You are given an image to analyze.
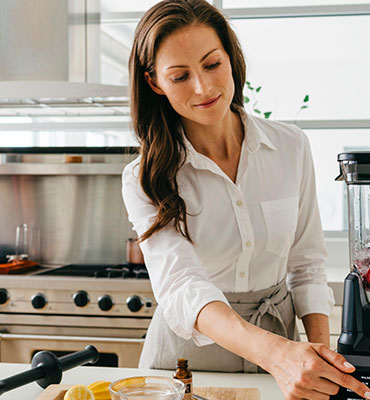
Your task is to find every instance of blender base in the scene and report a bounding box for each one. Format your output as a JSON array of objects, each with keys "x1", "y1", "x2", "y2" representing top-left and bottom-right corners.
[{"x1": 330, "y1": 354, "x2": 370, "y2": 399}]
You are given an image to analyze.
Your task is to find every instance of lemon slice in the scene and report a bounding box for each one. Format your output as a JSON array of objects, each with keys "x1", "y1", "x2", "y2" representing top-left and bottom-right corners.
[
  {"x1": 87, "y1": 380, "x2": 111, "y2": 400},
  {"x1": 111, "y1": 376, "x2": 146, "y2": 391},
  {"x1": 63, "y1": 384, "x2": 95, "y2": 400}
]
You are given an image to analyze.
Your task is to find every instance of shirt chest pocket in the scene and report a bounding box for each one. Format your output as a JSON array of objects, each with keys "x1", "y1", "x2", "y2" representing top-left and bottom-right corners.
[{"x1": 261, "y1": 196, "x2": 299, "y2": 256}]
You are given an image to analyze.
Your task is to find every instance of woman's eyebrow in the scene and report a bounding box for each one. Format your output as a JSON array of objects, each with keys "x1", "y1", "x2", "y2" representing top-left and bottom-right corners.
[{"x1": 166, "y1": 48, "x2": 219, "y2": 70}]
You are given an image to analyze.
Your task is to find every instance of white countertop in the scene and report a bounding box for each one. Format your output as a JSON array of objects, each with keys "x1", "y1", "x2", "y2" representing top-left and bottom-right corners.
[{"x1": 0, "y1": 363, "x2": 284, "y2": 400}]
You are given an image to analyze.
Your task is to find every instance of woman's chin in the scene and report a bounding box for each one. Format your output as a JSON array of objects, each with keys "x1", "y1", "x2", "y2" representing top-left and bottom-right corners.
[{"x1": 189, "y1": 108, "x2": 229, "y2": 126}]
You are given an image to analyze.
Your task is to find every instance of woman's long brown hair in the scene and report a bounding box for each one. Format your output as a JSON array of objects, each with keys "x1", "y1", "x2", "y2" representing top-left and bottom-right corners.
[{"x1": 129, "y1": 0, "x2": 246, "y2": 243}]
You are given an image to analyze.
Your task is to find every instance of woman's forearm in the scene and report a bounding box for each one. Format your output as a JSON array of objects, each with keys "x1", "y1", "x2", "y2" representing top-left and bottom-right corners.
[
  {"x1": 302, "y1": 313, "x2": 330, "y2": 347},
  {"x1": 194, "y1": 301, "x2": 370, "y2": 399},
  {"x1": 194, "y1": 300, "x2": 282, "y2": 370}
]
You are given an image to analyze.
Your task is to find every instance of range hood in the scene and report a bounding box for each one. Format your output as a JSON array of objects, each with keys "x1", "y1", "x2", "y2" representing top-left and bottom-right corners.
[
  {"x1": 0, "y1": 82, "x2": 128, "y2": 107},
  {"x1": 0, "y1": 0, "x2": 129, "y2": 110}
]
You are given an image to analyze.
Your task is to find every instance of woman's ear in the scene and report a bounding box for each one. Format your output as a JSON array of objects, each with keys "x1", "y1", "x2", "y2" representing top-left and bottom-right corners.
[{"x1": 144, "y1": 71, "x2": 165, "y2": 95}]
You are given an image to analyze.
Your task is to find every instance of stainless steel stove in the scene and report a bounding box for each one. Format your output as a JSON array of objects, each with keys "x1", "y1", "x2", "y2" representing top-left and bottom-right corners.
[
  {"x1": 0, "y1": 148, "x2": 156, "y2": 368},
  {"x1": 0, "y1": 265, "x2": 156, "y2": 368},
  {"x1": 1, "y1": 263, "x2": 154, "y2": 315}
]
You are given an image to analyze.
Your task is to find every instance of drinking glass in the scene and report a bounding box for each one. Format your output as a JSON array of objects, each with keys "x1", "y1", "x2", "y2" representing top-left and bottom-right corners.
[{"x1": 109, "y1": 376, "x2": 185, "y2": 400}]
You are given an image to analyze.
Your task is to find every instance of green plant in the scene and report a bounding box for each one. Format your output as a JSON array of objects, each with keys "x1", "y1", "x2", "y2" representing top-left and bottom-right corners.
[
  {"x1": 295, "y1": 94, "x2": 310, "y2": 120},
  {"x1": 243, "y1": 81, "x2": 310, "y2": 120}
]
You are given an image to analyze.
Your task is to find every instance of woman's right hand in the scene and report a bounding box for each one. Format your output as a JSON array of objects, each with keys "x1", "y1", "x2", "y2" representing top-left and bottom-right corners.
[{"x1": 266, "y1": 338, "x2": 370, "y2": 399}]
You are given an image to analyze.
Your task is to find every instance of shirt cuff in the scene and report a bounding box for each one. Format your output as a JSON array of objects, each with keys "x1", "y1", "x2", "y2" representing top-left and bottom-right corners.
[
  {"x1": 163, "y1": 289, "x2": 231, "y2": 347},
  {"x1": 291, "y1": 284, "x2": 335, "y2": 318}
]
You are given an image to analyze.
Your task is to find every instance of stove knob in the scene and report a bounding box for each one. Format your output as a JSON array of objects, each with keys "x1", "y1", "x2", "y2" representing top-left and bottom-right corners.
[
  {"x1": 31, "y1": 293, "x2": 47, "y2": 309},
  {"x1": 98, "y1": 295, "x2": 114, "y2": 311},
  {"x1": 126, "y1": 295, "x2": 143, "y2": 312},
  {"x1": 0, "y1": 289, "x2": 9, "y2": 305},
  {"x1": 73, "y1": 291, "x2": 89, "y2": 307}
]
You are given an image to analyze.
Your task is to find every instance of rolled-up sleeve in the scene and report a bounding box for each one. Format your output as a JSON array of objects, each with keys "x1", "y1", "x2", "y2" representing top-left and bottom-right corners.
[
  {"x1": 287, "y1": 131, "x2": 335, "y2": 318},
  {"x1": 122, "y1": 160, "x2": 230, "y2": 346}
]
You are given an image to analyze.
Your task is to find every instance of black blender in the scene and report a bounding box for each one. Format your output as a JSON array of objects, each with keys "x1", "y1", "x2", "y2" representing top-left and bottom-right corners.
[{"x1": 332, "y1": 151, "x2": 370, "y2": 399}]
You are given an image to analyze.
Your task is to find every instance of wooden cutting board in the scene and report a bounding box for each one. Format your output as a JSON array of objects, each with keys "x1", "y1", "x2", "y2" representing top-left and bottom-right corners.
[
  {"x1": 36, "y1": 384, "x2": 70, "y2": 400},
  {"x1": 194, "y1": 387, "x2": 260, "y2": 399},
  {"x1": 36, "y1": 384, "x2": 260, "y2": 400}
]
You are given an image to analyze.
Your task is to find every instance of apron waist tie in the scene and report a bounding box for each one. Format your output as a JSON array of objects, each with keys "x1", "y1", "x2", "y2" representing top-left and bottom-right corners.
[{"x1": 249, "y1": 297, "x2": 288, "y2": 338}]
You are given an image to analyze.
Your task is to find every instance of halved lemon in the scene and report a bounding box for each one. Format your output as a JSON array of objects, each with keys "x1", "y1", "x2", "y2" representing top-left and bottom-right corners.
[
  {"x1": 63, "y1": 384, "x2": 95, "y2": 400},
  {"x1": 87, "y1": 380, "x2": 111, "y2": 400}
]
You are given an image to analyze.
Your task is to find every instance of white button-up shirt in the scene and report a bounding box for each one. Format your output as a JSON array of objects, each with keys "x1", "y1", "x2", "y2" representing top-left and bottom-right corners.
[{"x1": 122, "y1": 107, "x2": 334, "y2": 346}]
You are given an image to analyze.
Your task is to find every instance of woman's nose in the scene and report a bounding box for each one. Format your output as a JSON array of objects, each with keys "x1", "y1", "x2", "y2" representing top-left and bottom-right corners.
[{"x1": 193, "y1": 73, "x2": 211, "y2": 95}]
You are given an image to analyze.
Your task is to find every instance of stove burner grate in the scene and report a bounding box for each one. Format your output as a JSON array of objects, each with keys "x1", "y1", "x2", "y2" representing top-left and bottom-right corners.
[{"x1": 37, "y1": 263, "x2": 149, "y2": 279}]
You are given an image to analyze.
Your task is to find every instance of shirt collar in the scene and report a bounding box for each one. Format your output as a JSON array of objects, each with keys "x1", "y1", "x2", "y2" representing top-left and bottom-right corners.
[
  {"x1": 181, "y1": 105, "x2": 277, "y2": 168},
  {"x1": 235, "y1": 105, "x2": 277, "y2": 153}
]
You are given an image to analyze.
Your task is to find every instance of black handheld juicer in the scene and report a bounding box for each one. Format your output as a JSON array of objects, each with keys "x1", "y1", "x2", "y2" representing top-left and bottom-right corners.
[{"x1": 331, "y1": 152, "x2": 370, "y2": 399}]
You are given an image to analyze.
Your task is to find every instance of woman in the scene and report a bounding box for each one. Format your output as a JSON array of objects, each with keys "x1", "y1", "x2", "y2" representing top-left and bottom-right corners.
[{"x1": 122, "y1": 1, "x2": 370, "y2": 399}]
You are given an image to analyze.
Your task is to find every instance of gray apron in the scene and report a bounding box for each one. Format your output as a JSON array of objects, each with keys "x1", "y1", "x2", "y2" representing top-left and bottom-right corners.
[{"x1": 139, "y1": 278, "x2": 300, "y2": 372}]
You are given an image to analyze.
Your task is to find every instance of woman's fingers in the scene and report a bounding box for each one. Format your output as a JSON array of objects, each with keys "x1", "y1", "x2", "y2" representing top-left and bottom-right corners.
[
  {"x1": 322, "y1": 367, "x2": 370, "y2": 399},
  {"x1": 313, "y1": 344, "x2": 370, "y2": 399},
  {"x1": 278, "y1": 378, "x2": 336, "y2": 400},
  {"x1": 311, "y1": 378, "x2": 339, "y2": 396},
  {"x1": 313, "y1": 344, "x2": 355, "y2": 372},
  {"x1": 299, "y1": 389, "x2": 331, "y2": 400},
  {"x1": 287, "y1": 380, "x2": 336, "y2": 400}
]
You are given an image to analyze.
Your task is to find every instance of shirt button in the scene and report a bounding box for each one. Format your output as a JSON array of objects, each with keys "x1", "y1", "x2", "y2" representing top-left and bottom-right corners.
[
  {"x1": 236, "y1": 200, "x2": 243, "y2": 207},
  {"x1": 245, "y1": 241, "x2": 252, "y2": 247},
  {"x1": 239, "y1": 272, "x2": 245, "y2": 278}
]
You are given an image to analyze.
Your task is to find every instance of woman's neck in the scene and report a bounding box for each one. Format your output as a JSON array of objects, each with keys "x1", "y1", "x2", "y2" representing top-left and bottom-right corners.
[{"x1": 182, "y1": 108, "x2": 244, "y2": 162}]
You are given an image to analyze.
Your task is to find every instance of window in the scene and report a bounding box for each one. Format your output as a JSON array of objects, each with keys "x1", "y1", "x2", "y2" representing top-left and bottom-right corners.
[
  {"x1": 232, "y1": 15, "x2": 370, "y2": 121},
  {"x1": 304, "y1": 128, "x2": 370, "y2": 231}
]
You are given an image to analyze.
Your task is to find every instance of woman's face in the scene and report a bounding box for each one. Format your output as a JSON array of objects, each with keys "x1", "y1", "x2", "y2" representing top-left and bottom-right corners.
[{"x1": 146, "y1": 24, "x2": 235, "y2": 127}]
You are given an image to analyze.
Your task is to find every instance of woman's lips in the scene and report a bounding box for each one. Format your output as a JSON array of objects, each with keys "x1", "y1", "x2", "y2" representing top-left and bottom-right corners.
[{"x1": 195, "y1": 95, "x2": 221, "y2": 109}]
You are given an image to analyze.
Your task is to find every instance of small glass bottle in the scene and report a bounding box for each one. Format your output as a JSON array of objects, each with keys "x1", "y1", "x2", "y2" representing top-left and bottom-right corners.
[{"x1": 173, "y1": 358, "x2": 193, "y2": 400}]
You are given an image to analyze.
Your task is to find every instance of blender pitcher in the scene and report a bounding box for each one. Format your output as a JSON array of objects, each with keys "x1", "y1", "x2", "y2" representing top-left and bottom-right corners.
[
  {"x1": 332, "y1": 151, "x2": 370, "y2": 399},
  {"x1": 340, "y1": 153, "x2": 370, "y2": 284}
]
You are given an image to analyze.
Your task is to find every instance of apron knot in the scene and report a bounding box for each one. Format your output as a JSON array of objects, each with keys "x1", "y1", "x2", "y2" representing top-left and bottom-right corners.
[{"x1": 249, "y1": 296, "x2": 288, "y2": 339}]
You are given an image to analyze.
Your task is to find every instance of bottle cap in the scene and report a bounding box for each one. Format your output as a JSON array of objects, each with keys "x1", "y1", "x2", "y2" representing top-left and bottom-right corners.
[{"x1": 176, "y1": 358, "x2": 188, "y2": 367}]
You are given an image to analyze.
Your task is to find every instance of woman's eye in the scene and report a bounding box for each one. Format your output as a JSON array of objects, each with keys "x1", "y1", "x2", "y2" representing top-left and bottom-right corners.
[
  {"x1": 205, "y1": 62, "x2": 221, "y2": 70},
  {"x1": 172, "y1": 73, "x2": 188, "y2": 82}
]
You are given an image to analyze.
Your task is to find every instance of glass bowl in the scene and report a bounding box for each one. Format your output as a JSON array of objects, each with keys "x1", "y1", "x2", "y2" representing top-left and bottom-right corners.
[{"x1": 109, "y1": 376, "x2": 185, "y2": 400}]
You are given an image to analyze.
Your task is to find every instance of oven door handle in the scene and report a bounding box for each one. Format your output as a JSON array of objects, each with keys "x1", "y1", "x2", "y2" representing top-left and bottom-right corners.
[{"x1": 0, "y1": 333, "x2": 145, "y2": 343}]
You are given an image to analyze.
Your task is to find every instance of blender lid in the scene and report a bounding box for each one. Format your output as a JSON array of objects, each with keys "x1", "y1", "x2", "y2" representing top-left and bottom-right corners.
[
  {"x1": 338, "y1": 152, "x2": 370, "y2": 163},
  {"x1": 336, "y1": 151, "x2": 370, "y2": 182}
]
